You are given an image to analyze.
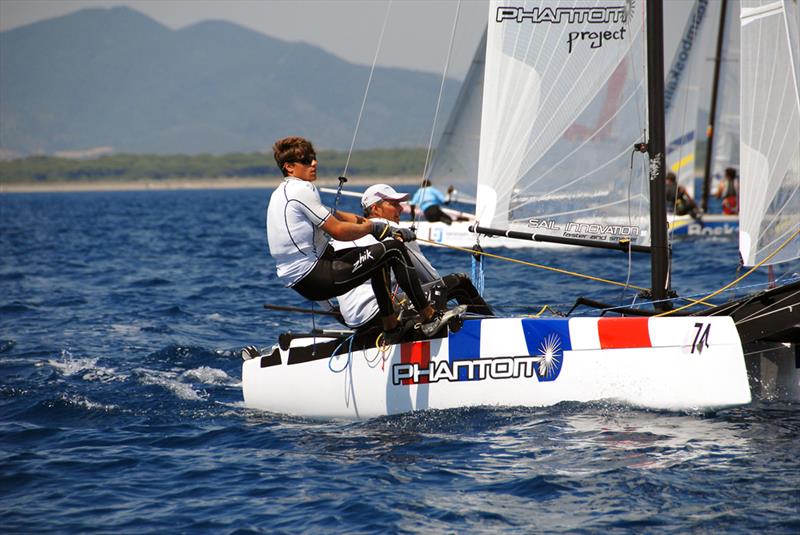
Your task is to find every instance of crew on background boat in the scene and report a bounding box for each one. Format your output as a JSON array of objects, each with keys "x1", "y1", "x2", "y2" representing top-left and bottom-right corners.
[
  {"x1": 665, "y1": 171, "x2": 702, "y2": 221},
  {"x1": 715, "y1": 167, "x2": 739, "y2": 215},
  {"x1": 265, "y1": 136, "x2": 455, "y2": 340},
  {"x1": 332, "y1": 183, "x2": 492, "y2": 333},
  {"x1": 410, "y1": 179, "x2": 453, "y2": 224}
]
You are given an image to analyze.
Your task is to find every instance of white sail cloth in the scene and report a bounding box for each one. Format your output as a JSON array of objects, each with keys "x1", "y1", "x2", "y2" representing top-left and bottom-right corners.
[
  {"x1": 739, "y1": 0, "x2": 800, "y2": 266},
  {"x1": 476, "y1": 0, "x2": 651, "y2": 245}
]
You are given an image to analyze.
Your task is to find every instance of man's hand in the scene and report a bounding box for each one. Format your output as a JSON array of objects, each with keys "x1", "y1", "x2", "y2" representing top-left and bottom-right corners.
[
  {"x1": 370, "y1": 220, "x2": 390, "y2": 240},
  {"x1": 392, "y1": 227, "x2": 416, "y2": 242}
]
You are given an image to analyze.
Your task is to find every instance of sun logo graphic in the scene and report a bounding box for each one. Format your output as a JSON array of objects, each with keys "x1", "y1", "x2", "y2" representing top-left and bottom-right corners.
[{"x1": 534, "y1": 332, "x2": 563, "y2": 381}]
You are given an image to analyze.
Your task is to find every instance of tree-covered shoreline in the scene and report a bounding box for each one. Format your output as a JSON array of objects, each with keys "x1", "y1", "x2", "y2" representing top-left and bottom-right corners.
[{"x1": 0, "y1": 148, "x2": 429, "y2": 184}]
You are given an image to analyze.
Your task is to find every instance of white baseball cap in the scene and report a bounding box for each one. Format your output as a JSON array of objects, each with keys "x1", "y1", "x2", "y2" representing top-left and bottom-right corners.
[{"x1": 361, "y1": 184, "x2": 409, "y2": 210}]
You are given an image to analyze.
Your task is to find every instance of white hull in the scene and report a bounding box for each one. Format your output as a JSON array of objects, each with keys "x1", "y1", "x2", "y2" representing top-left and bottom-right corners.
[{"x1": 243, "y1": 316, "x2": 751, "y2": 419}]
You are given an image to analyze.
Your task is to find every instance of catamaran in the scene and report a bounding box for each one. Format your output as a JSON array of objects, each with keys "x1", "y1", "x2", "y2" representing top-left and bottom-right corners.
[
  {"x1": 667, "y1": 0, "x2": 742, "y2": 237},
  {"x1": 242, "y1": 0, "x2": 798, "y2": 418}
]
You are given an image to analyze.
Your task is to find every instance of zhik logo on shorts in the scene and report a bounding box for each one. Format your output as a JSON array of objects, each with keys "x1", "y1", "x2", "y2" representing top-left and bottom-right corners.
[{"x1": 352, "y1": 249, "x2": 374, "y2": 273}]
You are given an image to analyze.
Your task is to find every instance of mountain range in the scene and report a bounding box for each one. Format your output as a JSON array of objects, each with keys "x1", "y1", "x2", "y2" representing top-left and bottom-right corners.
[{"x1": 0, "y1": 7, "x2": 461, "y2": 157}]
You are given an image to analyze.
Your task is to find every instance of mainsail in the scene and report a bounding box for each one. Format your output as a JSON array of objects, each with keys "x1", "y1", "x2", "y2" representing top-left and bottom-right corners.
[
  {"x1": 739, "y1": 0, "x2": 800, "y2": 266},
  {"x1": 664, "y1": 0, "x2": 712, "y2": 192},
  {"x1": 476, "y1": 0, "x2": 651, "y2": 245},
  {"x1": 426, "y1": 29, "x2": 487, "y2": 199},
  {"x1": 664, "y1": 0, "x2": 741, "y2": 209},
  {"x1": 709, "y1": 0, "x2": 741, "y2": 191}
]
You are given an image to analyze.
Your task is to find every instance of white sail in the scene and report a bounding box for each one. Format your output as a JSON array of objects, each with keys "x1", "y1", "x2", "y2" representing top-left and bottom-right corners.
[
  {"x1": 476, "y1": 0, "x2": 651, "y2": 245},
  {"x1": 739, "y1": 0, "x2": 800, "y2": 266},
  {"x1": 426, "y1": 29, "x2": 487, "y2": 198},
  {"x1": 664, "y1": 0, "x2": 713, "y2": 193},
  {"x1": 663, "y1": 0, "x2": 741, "y2": 204},
  {"x1": 710, "y1": 0, "x2": 741, "y2": 191}
]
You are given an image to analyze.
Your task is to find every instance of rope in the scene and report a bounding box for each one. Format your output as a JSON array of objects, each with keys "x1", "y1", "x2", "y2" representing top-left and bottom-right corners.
[
  {"x1": 471, "y1": 243, "x2": 485, "y2": 295},
  {"x1": 418, "y1": 236, "x2": 649, "y2": 291},
  {"x1": 341, "y1": 0, "x2": 393, "y2": 178},
  {"x1": 328, "y1": 334, "x2": 356, "y2": 373},
  {"x1": 656, "y1": 227, "x2": 800, "y2": 316},
  {"x1": 331, "y1": 175, "x2": 348, "y2": 215},
  {"x1": 526, "y1": 305, "x2": 564, "y2": 318},
  {"x1": 417, "y1": 236, "x2": 716, "y2": 308}
]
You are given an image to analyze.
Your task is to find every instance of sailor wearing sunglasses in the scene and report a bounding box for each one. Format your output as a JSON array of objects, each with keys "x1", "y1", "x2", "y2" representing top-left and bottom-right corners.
[{"x1": 266, "y1": 136, "x2": 462, "y2": 341}]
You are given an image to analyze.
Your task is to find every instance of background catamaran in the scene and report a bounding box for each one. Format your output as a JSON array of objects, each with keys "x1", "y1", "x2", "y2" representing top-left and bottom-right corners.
[
  {"x1": 242, "y1": 0, "x2": 800, "y2": 419},
  {"x1": 667, "y1": 0, "x2": 742, "y2": 237}
]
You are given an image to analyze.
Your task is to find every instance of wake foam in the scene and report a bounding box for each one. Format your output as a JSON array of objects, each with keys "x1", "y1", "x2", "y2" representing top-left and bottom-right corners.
[
  {"x1": 46, "y1": 349, "x2": 127, "y2": 383},
  {"x1": 135, "y1": 368, "x2": 207, "y2": 401},
  {"x1": 181, "y1": 366, "x2": 238, "y2": 386}
]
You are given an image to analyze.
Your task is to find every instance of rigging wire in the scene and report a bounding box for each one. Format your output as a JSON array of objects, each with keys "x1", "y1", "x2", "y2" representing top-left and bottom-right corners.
[
  {"x1": 621, "y1": 134, "x2": 645, "y2": 305},
  {"x1": 415, "y1": 236, "x2": 718, "y2": 308},
  {"x1": 656, "y1": 227, "x2": 800, "y2": 316},
  {"x1": 418, "y1": 237, "x2": 649, "y2": 291},
  {"x1": 414, "y1": 0, "x2": 461, "y2": 227},
  {"x1": 340, "y1": 0, "x2": 393, "y2": 179}
]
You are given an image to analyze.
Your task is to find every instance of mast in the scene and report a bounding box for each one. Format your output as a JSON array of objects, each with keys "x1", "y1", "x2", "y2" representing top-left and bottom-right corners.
[
  {"x1": 646, "y1": 0, "x2": 671, "y2": 310},
  {"x1": 701, "y1": 0, "x2": 729, "y2": 212}
]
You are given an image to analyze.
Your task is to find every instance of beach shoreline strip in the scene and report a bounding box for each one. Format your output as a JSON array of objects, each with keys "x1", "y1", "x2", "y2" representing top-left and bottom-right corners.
[{"x1": 0, "y1": 175, "x2": 424, "y2": 194}]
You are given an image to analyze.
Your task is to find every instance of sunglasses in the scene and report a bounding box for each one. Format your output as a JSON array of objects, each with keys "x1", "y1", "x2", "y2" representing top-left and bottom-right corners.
[{"x1": 291, "y1": 154, "x2": 316, "y2": 165}]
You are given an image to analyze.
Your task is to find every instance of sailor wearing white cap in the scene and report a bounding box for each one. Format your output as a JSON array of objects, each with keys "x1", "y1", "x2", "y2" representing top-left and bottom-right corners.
[{"x1": 333, "y1": 183, "x2": 490, "y2": 332}]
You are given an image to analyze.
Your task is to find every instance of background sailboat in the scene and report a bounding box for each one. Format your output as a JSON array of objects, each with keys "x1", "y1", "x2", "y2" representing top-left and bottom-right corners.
[
  {"x1": 704, "y1": 0, "x2": 741, "y2": 210},
  {"x1": 668, "y1": 0, "x2": 742, "y2": 237},
  {"x1": 425, "y1": 29, "x2": 486, "y2": 201},
  {"x1": 664, "y1": 0, "x2": 712, "y2": 193}
]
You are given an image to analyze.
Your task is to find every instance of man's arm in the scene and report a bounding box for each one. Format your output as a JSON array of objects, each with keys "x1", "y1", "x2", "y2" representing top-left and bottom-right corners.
[
  {"x1": 322, "y1": 215, "x2": 394, "y2": 242},
  {"x1": 330, "y1": 210, "x2": 366, "y2": 224},
  {"x1": 321, "y1": 216, "x2": 373, "y2": 241}
]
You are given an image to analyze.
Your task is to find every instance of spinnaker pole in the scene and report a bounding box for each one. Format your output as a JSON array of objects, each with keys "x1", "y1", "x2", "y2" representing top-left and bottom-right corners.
[{"x1": 646, "y1": 0, "x2": 671, "y2": 310}]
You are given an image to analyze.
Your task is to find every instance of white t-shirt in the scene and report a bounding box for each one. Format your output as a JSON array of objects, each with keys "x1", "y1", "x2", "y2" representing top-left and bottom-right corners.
[
  {"x1": 331, "y1": 218, "x2": 440, "y2": 328},
  {"x1": 266, "y1": 177, "x2": 332, "y2": 286}
]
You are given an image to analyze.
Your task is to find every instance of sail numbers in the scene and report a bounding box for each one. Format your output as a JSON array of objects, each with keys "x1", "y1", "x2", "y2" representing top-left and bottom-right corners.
[{"x1": 692, "y1": 322, "x2": 711, "y2": 354}]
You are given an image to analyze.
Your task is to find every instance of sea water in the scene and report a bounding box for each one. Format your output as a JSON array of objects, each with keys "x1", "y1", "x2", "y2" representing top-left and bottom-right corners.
[{"x1": 1, "y1": 188, "x2": 798, "y2": 533}]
